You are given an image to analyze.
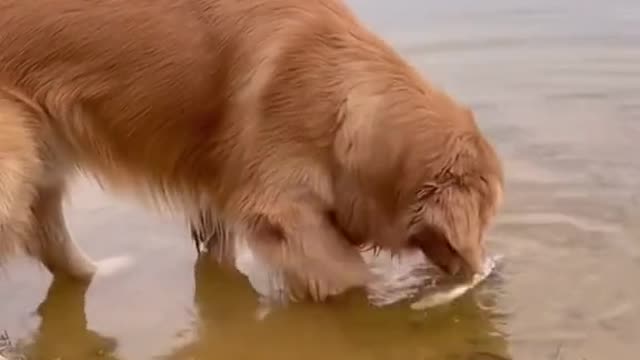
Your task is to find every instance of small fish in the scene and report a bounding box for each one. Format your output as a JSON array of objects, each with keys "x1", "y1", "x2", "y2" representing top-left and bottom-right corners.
[{"x1": 410, "y1": 255, "x2": 500, "y2": 310}]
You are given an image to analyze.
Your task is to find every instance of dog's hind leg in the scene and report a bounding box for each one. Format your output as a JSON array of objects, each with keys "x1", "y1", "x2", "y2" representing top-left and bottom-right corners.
[
  {"x1": 0, "y1": 90, "x2": 96, "y2": 281},
  {"x1": 30, "y1": 182, "x2": 97, "y2": 280}
]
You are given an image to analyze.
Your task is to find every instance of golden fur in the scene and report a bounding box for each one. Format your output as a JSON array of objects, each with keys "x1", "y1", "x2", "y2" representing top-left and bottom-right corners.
[{"x1": 0, "y1": 0, "x2": 503, "y2": 301}]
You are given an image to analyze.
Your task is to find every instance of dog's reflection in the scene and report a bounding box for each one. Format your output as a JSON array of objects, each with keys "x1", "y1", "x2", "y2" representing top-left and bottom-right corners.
[
  {"x1": 17, "y1": 255, "x2": 511, "y2": 360},
  {"x1": 18, "y1": 277, "x2": 120, "y2": 360},
  {"x1": 163, "y1": 255, "x2": 512, "y2": 360}
]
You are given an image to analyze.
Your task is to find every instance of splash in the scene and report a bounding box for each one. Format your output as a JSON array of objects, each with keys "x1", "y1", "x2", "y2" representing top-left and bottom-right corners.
[{"x1": 409, "y1": 255, "x2": 501, "y2": 310}]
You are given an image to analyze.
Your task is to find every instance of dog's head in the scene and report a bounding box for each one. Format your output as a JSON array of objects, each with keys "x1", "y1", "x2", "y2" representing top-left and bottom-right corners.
[
  {"x1": 401, "y1": 108, "x2": 503, "y2": 278},
  {"x1": 337, "y1": 86, "x2": 503, "y2": 278}
]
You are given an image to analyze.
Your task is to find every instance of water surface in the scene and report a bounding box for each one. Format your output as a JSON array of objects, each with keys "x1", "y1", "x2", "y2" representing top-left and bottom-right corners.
[{"x1": 2, "y1": 1, "x2": 640, "y2": 359}]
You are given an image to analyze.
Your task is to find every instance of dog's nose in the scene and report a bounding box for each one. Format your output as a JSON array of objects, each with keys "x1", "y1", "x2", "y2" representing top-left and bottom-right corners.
[
  {"x1": 442, "y1": 256, "x2": 463, "y2": 276},
  {"x1": 442, "y1": 253, "x2": 484, "y2": 281}
]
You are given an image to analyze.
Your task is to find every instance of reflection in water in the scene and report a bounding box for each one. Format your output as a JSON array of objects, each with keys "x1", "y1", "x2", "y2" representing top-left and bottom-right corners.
[
  {"x1": 161, "y1": 256, "x2": 511, "y2": 360},
  {"x1": 16, "y1": 278, "x2": 119, "y2": 360}
]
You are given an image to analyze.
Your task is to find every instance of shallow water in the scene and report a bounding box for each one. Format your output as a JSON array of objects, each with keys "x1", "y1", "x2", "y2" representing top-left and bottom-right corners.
[{"x1": 2, "y1": 0, "x2": 640, "y2": 359}]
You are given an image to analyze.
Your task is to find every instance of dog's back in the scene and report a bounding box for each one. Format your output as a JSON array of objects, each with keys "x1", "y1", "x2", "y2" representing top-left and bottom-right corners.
[
  {"x1": 0, "y1": 0, "x2": 366, "y2": 201},
  {"x1": 2, "y1": 0, "x2": 238, "y2": 194}
]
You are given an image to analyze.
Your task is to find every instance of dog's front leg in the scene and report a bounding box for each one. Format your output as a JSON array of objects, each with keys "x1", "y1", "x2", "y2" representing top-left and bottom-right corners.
[
  {"x1": 240, "y1": 194, "x2": 373, "y2": 302},
  {"x1": 189, "y1": 209, "x2": 236, "y2": 266},
  {"x1": 189, "y1": 209, "x2": 219, "y2": 254}
]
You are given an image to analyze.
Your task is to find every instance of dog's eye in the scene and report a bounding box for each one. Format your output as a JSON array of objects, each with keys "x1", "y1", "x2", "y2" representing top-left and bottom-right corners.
[{"x1": 326, "y1": 209, "x2": 339, "y2": 226}]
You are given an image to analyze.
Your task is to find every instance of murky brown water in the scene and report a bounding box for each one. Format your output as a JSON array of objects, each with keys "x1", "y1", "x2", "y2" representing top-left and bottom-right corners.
[{"x1": 2, "y1": 1, "x2": 640, "y2": 359}]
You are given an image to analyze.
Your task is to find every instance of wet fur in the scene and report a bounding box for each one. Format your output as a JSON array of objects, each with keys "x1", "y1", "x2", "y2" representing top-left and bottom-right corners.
[{"x1": 0, "y1": 0, "x2": 503, "y2": 300}]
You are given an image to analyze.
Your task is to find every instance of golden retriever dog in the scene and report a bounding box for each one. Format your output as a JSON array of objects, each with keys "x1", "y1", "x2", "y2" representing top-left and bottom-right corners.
[{"x1": 0, "y1": 0, "x2": 503, "y2": 301}]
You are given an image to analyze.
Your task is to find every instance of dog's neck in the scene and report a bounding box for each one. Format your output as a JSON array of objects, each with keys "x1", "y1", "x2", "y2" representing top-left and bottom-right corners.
[{"x1": 329, "y1": 59, "x2": 481, "y2": 220}]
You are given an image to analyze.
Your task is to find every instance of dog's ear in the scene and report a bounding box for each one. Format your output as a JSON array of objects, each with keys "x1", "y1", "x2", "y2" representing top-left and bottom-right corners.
[{"x1": 244, "y1": 206, "x2": 372, "y2": 301}]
